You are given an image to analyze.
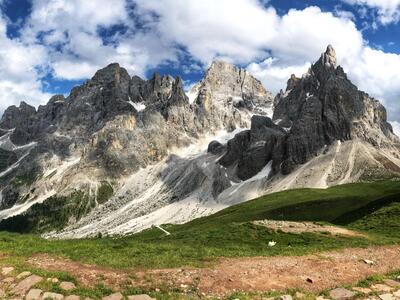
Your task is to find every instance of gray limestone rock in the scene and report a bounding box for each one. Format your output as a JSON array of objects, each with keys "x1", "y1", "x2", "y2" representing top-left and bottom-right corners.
[
  {"x1": 221, "y1": 45, "x2": 399, "y2": 182},
  {"x1": 207, "y1": 140, "x2": 225, "y2": 155},
  {"x1": 0, "y1": 59, "x2": 273, "y2": 234},
  {"x1": 220, "y1": 115, "x2": 285, "y2": 180}
]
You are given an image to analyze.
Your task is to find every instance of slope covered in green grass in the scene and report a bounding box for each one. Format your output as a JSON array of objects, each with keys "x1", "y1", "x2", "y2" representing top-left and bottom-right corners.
[{"x1": 0, "y1": 180, "x2": 399, "y2": 269}]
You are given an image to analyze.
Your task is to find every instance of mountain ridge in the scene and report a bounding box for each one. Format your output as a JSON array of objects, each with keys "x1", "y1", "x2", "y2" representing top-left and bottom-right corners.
[
  {"x1": 0, "y1": 58, "x2": 273, "y2": 237},
  {"x1": 0, "y1": 45, "x2": 399, "y2": 238}
]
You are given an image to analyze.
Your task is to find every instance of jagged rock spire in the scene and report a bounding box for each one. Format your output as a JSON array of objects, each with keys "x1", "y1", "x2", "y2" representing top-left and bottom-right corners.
[
  {"x1": 321, "y1": 44, "x2": 337, "y2": 68},
  {"x1": 274, "y1": 44, "x2": 394, "y2": 173}
]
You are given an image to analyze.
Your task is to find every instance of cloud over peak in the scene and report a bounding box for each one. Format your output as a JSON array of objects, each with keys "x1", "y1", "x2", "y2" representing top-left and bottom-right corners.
[{"x1": 0, "y1": 0, "x2": 399, "y2": 127}]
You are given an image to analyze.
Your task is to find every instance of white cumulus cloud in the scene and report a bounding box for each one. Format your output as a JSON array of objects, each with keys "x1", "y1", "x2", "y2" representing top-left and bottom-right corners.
[
  {"x1": 0, "y1": 0, "x2": 399, "y2": 126},
  {"x1": 342, "y1": 0, "x2": 400, "y2": 24},
  {"x1": 0, "y1": 12, "x2": 51, "y2": 113},
  {"x1": 133, "y1": 0, "x2": 279, "y2": 64}
]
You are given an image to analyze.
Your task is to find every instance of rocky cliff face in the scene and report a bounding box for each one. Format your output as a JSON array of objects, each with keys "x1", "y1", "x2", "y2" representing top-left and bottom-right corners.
[
  {"x1": 189, "y1": 61, "x2": 273, "y2": 116},
  {"x1": 273, "y1": 45, "x2": 396, "y2": 174},
  {"x1": 0, "y1": 46, "x2": 398, "y2": 238},
  {"x1": 0, "y1": 60, "x2": 273, "y2": 236},
  {"x1": 218, "y1": 45, "x2": 400, "y2": 189}
]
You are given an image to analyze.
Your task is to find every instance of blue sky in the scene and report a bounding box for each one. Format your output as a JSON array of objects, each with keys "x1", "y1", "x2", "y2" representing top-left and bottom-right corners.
[{"x1": 0, "y1": 0, "x2": 399, "y2": 132}]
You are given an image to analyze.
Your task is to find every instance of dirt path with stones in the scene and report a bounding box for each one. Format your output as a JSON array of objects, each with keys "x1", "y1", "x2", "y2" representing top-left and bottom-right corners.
[{"x1": 26, "y1": 244, "x2": 400, "y2": 297}]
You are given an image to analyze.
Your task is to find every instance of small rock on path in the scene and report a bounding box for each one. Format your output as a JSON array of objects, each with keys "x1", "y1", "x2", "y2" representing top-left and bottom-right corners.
[
  {"x1": 383, "y1": 279, "x2": 400, "y2": 288},
  {"x1": 371, "y1": 284, "x2": 394, "y2": 292},
  {"x1": 353, "y1": 286, "x2": 373, "y2": 294},
  {"x1": 11, "y1": 275, "x2": 42, "y2": 296},
  {"x1": 26, "y1": 289, "x2": 42, "y2": 300},
  {"x1": 102, "y1": 292, "x2": 123, "y2": 300},
  {"x1": 42, "y1": 292, "x2": 64, "y2": 300},
  {"x1": 1, "y1": 267, "x2": 14, "y2": 275},
  {"x1": 60, "y1": 281, "x2": 76, "y2": 291},
  {"x1": 127, "y1": 295, "x2": 156, "y2": 300},
  {"x1": 47, "y1": 278, "x2": 59, "y2": 283},
  {"x1": 378, "y1": 293, "x2": 396, "y2": 300},
  {"x1": 16, "y1": 271, "x2": 31, "y2": 279},
  {"x1": 329, "y1": 288, "x2": 356, "y2": 300}
]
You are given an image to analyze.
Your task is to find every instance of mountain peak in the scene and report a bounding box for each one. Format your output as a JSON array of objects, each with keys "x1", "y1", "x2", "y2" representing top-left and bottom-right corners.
[
  {"x1": 326, "y1": 44, "x2": 336, "y2": 55},
  {"x1": 209, "y1": 60, "x2": 236, "y2": 70},
  {"x1": 206, "y1": 60, "x2": 241, "y2": 80},
  {"x1": 91, "y1": 62, "x2": 130, "y2": 85},
  {"x1": 191, "y1": 59, "x2": 273, "y2": 113},
  {"x1": 321, "y1": 44, "x2": 337, "y2": 68}
]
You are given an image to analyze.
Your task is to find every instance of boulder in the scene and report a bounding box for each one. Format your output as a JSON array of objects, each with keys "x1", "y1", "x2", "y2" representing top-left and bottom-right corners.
[
  {"x1": 220, "y1": 116, "x2": 285, "y2": 180},
  {"x1": 352, "y1": 287, "x2": 372, "y2": 294},
  {"x1": 42, "y1": 292, "x2": 64, "y2": 300},
  {"x1": 11, "y1": 275, "x2": 42, "y2": 296},
  {"x1": 59, "y1": 281, "x2": 76, "y2": 291},
  {"x1": 25, "y1": 289, "x2": 42, "y2": 300},
  {"x1": 1, "y1": 266, "x2": 14, "y2": 275},
  {"x1": 329, "y1": 288, "x2": 356, "y2": 300},
  {"x1": 127, "y1": 295, "x2": 156, "y2": 300},
  {"x1": 383, "y1": 279, "x2": 400, "y2": 287},
  {"x1": 207, "y1": 140, "x2": 225, "y2": 155},
  {"x1": 371, "y1": 284, "x2": 394, "y2": 292},
  {"x1": 378, "y1": 294, "x2": 396, "y2": 300},
  {"x1": 102, "y1": 292, "x2": 124, "y2": 300},
  {"x1": 16, "y1": 271, "x2": 31, "y2": 279}
]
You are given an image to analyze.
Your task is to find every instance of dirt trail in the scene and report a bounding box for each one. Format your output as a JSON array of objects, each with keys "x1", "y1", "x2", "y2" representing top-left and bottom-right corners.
[
  {"x1": 253, "y1": 220, "x2": 368, "y2": 238},
  {"x1": 27, "y1": 245, "x2": 400, "y2": 297}
]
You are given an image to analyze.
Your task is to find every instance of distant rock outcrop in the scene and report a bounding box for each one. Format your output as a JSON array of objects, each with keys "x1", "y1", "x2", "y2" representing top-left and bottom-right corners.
[{"x1": 219, "y1": 45, "x2": 399, "y2": 182}]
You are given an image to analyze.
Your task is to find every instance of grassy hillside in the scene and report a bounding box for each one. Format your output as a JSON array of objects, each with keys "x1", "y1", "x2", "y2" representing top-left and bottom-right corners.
[{"x1": 0, "y1": 180, "x2": 400, "y2": 269}]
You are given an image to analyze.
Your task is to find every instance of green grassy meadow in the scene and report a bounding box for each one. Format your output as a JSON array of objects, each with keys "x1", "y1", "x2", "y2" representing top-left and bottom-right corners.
[{"x1": 0, "y1": 180, "x2": 399, "y2": 270}]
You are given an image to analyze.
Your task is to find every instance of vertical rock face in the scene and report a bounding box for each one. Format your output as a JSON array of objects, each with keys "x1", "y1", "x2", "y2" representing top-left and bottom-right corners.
[
  {"x1": 273, "y1": 45, "x2": 397, "y2": 174},
  {"x1": 130, "y1": 73, "x2": 175, "y2": 104},
  {"x1": 219, "y1": 45, "x2": 399, "y2": 180},
  {"x1": 190, "y1": 61, "x2": 273, "y2": 115},
  {"x1": 0, "y1": 59, "x2": 274, "y2": 236},
  {"x1": 60, "y1": 63, "x2": 135, "y2": 133},
  {"x1": 219, "y1": 115, "x2": 286, "y2": 180},
  {"x1": 0, "y1": 102, "x2": 37, "y2": 144}
]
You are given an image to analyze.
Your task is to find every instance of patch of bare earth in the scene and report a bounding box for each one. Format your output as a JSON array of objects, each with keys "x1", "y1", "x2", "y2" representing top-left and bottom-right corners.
[
  {"x1": 253, "y1": 220, "x2": 368, "y2": 238},
  {"x1": 28, "y1": 254, "x2": 133, "y2": 288},
  {"x1": 26, "y1": 245, "x2": 400, "y2": 297}
]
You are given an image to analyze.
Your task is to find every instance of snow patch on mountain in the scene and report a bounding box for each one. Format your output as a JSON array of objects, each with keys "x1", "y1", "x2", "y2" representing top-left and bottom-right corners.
[{"x1": 127, "y1": 101, "x2": 146, "y2": 111}]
